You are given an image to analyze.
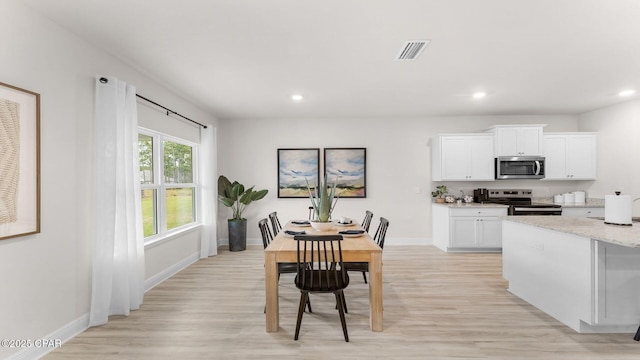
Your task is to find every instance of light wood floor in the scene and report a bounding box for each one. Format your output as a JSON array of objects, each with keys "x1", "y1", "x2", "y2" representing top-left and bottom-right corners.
[{"x1": 45, "y1": 245, "x2": 640, "y2": 359}]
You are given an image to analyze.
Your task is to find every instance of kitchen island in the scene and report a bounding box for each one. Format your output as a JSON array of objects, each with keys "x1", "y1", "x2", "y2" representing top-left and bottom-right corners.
[{"x1": 502, "y1": 216, "x2": 640, "y2": 333}]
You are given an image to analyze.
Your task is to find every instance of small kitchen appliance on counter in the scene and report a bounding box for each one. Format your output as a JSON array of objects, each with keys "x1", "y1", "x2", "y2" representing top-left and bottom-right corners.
[{"x1": 604, "y1": 192, "x2": 632, "y2": 226}]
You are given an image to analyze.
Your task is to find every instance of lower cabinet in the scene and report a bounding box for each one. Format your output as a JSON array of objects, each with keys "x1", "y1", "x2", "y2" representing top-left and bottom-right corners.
[
  {"x1": 432, "y1": 204, "x2": 508, "y2": 252},
  {"x1": 503, "y1": 220, "x2": 640, "y2": 332},
  {"x1": 561, "y1": 207, "x2": 604, "y2": 217}
]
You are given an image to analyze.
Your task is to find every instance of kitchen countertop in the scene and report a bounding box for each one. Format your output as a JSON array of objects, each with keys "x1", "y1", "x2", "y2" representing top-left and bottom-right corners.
[
  {"x1": 534, "y1": 197, "x2": 604, "y2": 208},
  {"x1": 432, "y1": 202, "x2": 509, "y2": 209},
  {"x1": 504, "y1": 215, "x2": 640, "y2": 248}
]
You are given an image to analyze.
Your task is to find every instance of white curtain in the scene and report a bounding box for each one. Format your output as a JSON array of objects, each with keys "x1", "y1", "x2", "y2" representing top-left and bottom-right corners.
[
  {"x1": 89, "y1": 76, "x2": 145, "y2": 327},
  {"x1": 200, "y1": 126, "x2": 218, "y2": 257}
]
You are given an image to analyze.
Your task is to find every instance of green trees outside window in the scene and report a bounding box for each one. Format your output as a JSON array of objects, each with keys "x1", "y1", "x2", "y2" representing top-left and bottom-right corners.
[{"x1": 138, "y1": 131, "x2": 197, "y2": 239}]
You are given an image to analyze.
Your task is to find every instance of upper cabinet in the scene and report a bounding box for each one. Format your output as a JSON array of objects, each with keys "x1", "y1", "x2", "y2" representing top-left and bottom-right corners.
[
  {"x1": 543, "y1": 133, "x2": 597, "y2": 180},
  {"x1": 432, "y1": 134, "x2": 494, "y2": 181},
  {"x1": 487, "y1": 125, "x2": 544, "y2": 156}
]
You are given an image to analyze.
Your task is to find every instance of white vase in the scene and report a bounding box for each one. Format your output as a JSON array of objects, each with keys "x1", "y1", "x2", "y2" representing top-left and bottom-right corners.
[{"x1": 310, "y1": 221, "x2": 333, "y2": 232}]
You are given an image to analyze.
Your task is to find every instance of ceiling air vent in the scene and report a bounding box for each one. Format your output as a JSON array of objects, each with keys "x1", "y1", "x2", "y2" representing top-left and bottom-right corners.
[{"x1": 396, "y1": 40, "x2": 430, "y2": 61}]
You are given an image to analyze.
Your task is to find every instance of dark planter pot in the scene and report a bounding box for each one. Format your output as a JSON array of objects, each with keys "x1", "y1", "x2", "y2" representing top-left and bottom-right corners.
[{"x1": 228, "y1": 219, "x2": 247, "y2": 252}]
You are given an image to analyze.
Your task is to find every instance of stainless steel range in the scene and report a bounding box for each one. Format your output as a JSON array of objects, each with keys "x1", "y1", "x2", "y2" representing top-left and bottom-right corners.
[{"x1": 473, "y1": 188, "x2": 562, "y2": 216}]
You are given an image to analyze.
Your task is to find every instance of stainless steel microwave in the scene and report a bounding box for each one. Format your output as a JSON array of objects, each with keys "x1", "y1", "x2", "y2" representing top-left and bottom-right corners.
[{"x1": 495, "y1": 156, "x2": 545, "y2": 180}]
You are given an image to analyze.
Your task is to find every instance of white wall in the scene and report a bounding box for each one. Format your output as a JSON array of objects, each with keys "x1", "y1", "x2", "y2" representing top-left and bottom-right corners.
[
  {"x1": 217, "y1": 115, "x2": 581, "y2": 246},
  {"x1": 0, "y1": 1, "x2": 218, "y2": 358},
  {"x1": 579, "y1": 99, "x2": 640, "y2": 215}
]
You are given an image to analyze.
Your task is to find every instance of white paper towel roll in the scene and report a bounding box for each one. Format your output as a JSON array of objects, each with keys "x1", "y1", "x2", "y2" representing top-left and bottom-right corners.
[{"x1": 605, "y1": 194, "x2": 632, "y2": 225}]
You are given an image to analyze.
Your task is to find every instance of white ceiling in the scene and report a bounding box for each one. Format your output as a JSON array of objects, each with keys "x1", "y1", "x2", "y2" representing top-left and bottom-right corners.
[{"x1": 24, "y1": 0, "x2": 640, "y2": 120}]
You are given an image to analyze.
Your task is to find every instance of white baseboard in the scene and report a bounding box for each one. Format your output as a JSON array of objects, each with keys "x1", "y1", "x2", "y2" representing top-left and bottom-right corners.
[
  {"x1": 385, "y1": 237, "x2": 432, "y2": 246},
  {"x1": 8, "y1": 314, "x2": 89, "y2": 360},
  {"x1": 144, "y1": 251, "x2": 200, "y2": 292},
  {"x1": 218, "y1": 237, "x2": 433, "y2": 248},
  {"x1": 7, "y1": 252, "x2": 201, "y2": 360}
]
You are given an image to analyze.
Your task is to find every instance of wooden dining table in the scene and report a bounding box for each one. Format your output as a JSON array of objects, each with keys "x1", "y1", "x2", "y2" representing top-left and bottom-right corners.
[{"x1": 264, "y1": 220, "x2": 384, "y2": 332}]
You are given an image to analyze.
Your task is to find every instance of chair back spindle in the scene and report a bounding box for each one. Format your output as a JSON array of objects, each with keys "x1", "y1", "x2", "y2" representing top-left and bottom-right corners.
[
  {"x1": 373, "y1": 217, "x2": 389, "y2": 249},
  {"x1": 362, "y1": 210, "x2": 374, "y2": 233},
  {"x1": 258, "y1": 218, "x2": 273, "y2": 249},
  {"x1": 269, "y1": 212, "x2": 282, "y2": 235}
]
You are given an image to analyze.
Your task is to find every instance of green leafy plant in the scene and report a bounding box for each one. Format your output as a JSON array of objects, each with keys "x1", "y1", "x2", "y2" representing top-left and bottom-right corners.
[
  {"x1": 218, "y1": 175, "x2": 268, "y2": 221},
  {"x1": 306, "y1": 175, "x2": 339, "y2": 222},
  {"x1": 431, "y1": 185, "x2": 448, "y2": 198}
]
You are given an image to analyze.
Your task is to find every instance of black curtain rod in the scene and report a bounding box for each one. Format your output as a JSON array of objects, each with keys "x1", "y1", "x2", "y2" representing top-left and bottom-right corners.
[{"x1": 136, "y1": 94, "x2": 207, "y2": 129}]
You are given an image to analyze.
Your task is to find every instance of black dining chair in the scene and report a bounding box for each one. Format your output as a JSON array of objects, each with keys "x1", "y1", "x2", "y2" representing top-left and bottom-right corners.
[
  {"x1": 259, "y1": 219, "x2": 311, "y2": 312},
  {"x1": 362, "y1": 210, "x2": 374, "y2": 233},
  {"x1": 268, "y1": 211, "x2": 282, "y2": 235},
  {"x1": 344, "y1": 217, "x2": 389, "y2": 284},
  {"x1": 293, "y1": 234, "x2": 350, "y2": 342}
]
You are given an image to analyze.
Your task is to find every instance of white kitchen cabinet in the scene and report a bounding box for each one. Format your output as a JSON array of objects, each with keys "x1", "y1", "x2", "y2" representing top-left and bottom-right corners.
[
  {"x1": 431, "y1": 134, "x2": 494, "y2": 181},
  {"x1": 561, "y1": 207, "x2": 604, "y2": 217},
  {"x1": 488, "y1": 125, "x2": 544, "y2": 156},
  {"x1": 432, "y1": 204, "x2": 507, "y2": 252},
  {"x1": 543, "y1": 133, "x2": 597, "y2": 180}
]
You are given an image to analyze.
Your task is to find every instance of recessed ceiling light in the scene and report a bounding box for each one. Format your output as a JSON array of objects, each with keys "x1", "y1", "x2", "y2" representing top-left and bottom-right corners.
[
  {"x1": 291, "y1": 94, "x2": 304, "y2": 101},
  {"x1": 618, "y1": 89, "x2": 636, "y2": 97},
  {"x1": 472, "y1": 92, "x2": 487, "y2": 99}
]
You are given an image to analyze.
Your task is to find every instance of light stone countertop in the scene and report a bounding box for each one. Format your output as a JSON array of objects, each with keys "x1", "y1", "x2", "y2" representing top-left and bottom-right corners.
[
  {"x1": 534, "y1": 197, "x2": 605, "y2": 208},
  {"x1": 504, "y1": 215, "x2": 640, "y2": 248}
]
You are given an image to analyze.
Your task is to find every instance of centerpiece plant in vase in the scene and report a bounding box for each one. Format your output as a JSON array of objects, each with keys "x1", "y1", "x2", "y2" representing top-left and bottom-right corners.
[{"x1": 306, "y1": 175, "x2": 339, "y2": 231}]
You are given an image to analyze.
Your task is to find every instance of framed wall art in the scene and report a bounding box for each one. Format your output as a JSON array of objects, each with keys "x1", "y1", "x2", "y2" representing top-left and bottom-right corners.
[
  {"x1": 0, "y1": 81, "x2": 40, "y2": 240},
  {"x1": 324, "y1": 147, "x2": 366, "y2": 198},
  {"x1": 277, "y1": 148, "x2": 320, "y2": 198}
]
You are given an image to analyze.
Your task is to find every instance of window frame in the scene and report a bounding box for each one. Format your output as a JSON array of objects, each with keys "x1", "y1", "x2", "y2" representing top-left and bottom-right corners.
[{"x1": 138, "y1": 127, "x2": 200, "y2": 244}]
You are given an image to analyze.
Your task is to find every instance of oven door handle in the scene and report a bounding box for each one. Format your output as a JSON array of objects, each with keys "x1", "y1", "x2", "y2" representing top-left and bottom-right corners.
[
  {"x1": 534, "y1": 160, "x2": 541, "y2": 175},
  {"x1": 513, "y1": 207, "x2": 560, "y2": 212}
]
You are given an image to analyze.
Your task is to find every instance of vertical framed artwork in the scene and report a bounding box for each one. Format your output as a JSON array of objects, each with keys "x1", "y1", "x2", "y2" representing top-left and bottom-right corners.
[
  {"x1": 0, "y1": 82, "x2": 40, "y2": 240},
  {"x1": 324, "y1": 147, "x2": 366, "y2": 198},
  {"x1": 277, "y1": 148, "x2": 320, "y2": 198}
]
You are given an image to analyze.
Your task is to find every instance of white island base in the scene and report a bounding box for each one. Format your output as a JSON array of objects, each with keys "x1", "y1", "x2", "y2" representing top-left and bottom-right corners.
[{"x1": 503, "y1": 219, "x2": 640, "y2": 333}]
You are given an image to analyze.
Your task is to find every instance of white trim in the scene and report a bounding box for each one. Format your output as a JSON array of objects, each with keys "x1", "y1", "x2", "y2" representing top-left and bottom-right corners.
[
  {"x1": 7, "y1": 252, "x2": 201, "y2": 360},
  {"x1": 217, "y1": 237, "x2": 433, "y2": 248},
  {"x1": 385, "y1": 237, "x2": 433, "y2": 246},
  {"x1": 8, "y1": 314, "x2": 89, "y2": 360},
  {"x1": 144, "y1": 252, "x2": 200, "y2": 292},
  {"x1": 144, "y1": 223, "x2": 202, "y2": 250}
]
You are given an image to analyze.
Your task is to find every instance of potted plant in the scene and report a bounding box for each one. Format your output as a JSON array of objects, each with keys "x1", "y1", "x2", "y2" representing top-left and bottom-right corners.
[
  {"x1": 306, "y1": 175, "x2": 339, "y2": 231},
  {"x1": 218, "y1": 175, "x2": 268, "y2": 251},
  {"x1": 431, "y1": 185, "x2": 448, "y2": 203}
]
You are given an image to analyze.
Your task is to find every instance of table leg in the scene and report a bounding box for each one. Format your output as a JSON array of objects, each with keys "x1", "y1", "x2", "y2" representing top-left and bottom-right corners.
[
  {"x1": 368, "y1": 252, "x2": 383, "y2": 331},
  {"x1": 265, "y1": 252, "x2": 279, "y2": 332}
]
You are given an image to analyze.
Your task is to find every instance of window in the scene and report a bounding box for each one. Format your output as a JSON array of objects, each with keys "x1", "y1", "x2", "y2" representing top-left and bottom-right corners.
[{"x1": 138, "y1": 129, "x2": 198, "y2": 241}]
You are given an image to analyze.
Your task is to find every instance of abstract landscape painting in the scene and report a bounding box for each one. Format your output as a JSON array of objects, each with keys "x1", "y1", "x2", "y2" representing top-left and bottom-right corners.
[
  {"x1": 277, "y1": 148, "x2": 319, "y2": 198},
  {"x1": 0, "y1": 82, "x2": 40, "y2": 240},
  {"x1": 324, "y1": 148, "x2": 366, "y2": 198}
]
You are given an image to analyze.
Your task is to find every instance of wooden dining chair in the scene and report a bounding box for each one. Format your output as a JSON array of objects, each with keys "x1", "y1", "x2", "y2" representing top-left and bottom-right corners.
[
  {"x1": 344, "y1": 217, "x2": 389, "y2": 284},
  {"x1": 268, "y1": 212, "x2": 282, "y2": 235},
  {"x1": 293, "y1": 234, "x2": 350, "y2": 342},
  {"x1": 362, "y1": 210, "x2": 374, "y2": 233},
  {"x1": 259, "y1": 219, "x2": 311, "y2": 312}
]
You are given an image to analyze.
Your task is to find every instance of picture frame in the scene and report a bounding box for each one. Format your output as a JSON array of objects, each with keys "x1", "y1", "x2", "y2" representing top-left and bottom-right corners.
[
  {"x1": 277, "y1": 148, "x2": 320, "y2": 198},
  {"x1": 0, "y1": 82, "x2": 41, "y2": 240},
  {"x1": 324, "y1": 147, "x2": 366, "y2": 198}
]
